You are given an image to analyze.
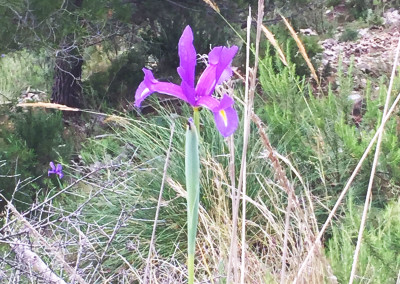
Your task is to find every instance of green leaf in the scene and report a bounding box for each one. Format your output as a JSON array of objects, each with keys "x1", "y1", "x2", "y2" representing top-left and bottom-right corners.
[{"x1": 185, "y1": 118, "x2": 200, "y2": 284}]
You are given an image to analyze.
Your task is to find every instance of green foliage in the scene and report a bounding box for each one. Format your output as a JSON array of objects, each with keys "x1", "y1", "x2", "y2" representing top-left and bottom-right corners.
[
  {"x1": 347, "y1": 0, "x2": 370, "y2": 19},
  {"x1": 0, "y1": 50, "x2": 53, "y2": 102},
  {"x1": 84, "y1": 47, "x2": 147, "y2": 108},
  {"x1": 339, "y1": 28, "x2": 359, "y2": 42},
  {"x1": 0, "y1": 133, "x2": 37, "y2": 211},
  {"x1": 327, "y1": 196, "x2": 400, "y2": 283},
  {"x1": 13, "y1": 109, "x2": 68, "y2": 163},
  {"x1": 365, "y1": 8, "x2": 384, "y2": 26},
  {"x1": 258, "y1": 49, "x2": 400, "y2": 207},
  {"x1": 0, "y1": 109, "x2": 71, "y2": 211},
  {"x1": 266, "y1": 28, "x2": 322, "y2": 77},
  {"x1": 326, "y1": 0, "x2": 342, "y2": 7}
]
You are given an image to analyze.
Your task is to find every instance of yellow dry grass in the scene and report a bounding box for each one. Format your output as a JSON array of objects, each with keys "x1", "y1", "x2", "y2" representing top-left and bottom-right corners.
[
  {"x1": 17, "y1": 102, "x2": 80, "y2": 111},
  {"x1": 281, "y1": 15, "x2": 319, "y2": 84},
  {"x1": 261, "y1": 24, "x2": 288, "y2": 66},
  {"x1": 202, "y1": 0, "x2": 220, "y2": 13}
]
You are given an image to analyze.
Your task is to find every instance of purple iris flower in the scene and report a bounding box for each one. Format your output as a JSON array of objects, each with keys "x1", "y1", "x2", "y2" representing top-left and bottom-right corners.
[
  {"x1": 135, "y1": 26, "x2": 239, "y2": 137},
  {"x1": 48, "y1": 161, "x2": 63, "y2": 179}
]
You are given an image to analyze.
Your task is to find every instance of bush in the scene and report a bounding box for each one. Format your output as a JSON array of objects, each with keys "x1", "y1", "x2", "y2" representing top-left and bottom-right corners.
[
  {"x1": 327, "y1": 196, "x2": 400, "y2": 283},
  {"x1": 339, "y1": 28, "x2": 359, "y2": 42},
  {"x1": 0, "y1": 109, "x2": 71, "y2": 211}
]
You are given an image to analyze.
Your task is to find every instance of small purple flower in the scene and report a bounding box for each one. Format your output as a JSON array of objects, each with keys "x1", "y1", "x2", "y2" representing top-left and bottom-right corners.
[
  {"x1": 135, "y1": 26, "x2": 239, "y2": 137},
  {"x1": 1, "y1": 54, "x2": 5, "y2": 58},
  {"x1": 48, "y1": 162, "x2": 63, "y2": 179}
]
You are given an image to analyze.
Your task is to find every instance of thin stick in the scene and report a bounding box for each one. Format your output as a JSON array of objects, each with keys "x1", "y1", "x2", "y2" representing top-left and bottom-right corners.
[
  {"x1": 226, "y1": 134, "x2": 238, "y2": 283},
  {"x1": 236, "y1": 7, "x2": 251, "y2": 284},
  {"x1": 143, "y1": 122, "x2": 175, "y2": 283},
  {"x1": 293, "y1": 91, "x2": 400, "y2": 283},
  {"x1": 239, "y1": 1, "x2": 264, "y2": 283},
  {"x1": 348, "y1": 35, "x2": 400, "y2": 284}
]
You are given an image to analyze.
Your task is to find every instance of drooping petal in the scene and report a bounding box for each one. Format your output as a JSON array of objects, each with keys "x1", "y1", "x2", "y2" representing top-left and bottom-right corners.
[
  {"x1": 48, "y1": 161, "x2": 56, "y2": 176},
  {"x1": 177, "y1": 26, "x2": 196, "y2": 89},
  {"x1": 135, "y1": 68, "x2": 188, "y2": 107},
  {"x1": 196, "y1": 95, "x2": 220, "y2": 110},
  {"x1": 195, "y1": 46, "x2": 238, "y2": 97},
  {"x1": 56, "y1": 164, "x2": 62, "y2": 173},
  {"x1": 212, "y1": 95, "x2": 238, "y2": 137}
]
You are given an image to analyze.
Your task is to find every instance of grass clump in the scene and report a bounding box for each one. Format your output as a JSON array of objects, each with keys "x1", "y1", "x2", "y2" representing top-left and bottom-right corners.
[{"x1": 339, "y1": 28, "x2": 359, "y2": 42}]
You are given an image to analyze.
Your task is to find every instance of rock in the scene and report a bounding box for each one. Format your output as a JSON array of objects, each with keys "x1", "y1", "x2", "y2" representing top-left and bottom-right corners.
[
  {"x1": 300, "y1": 28, "x2": 318, "y2": 36},
  {"x1": 18, "y1": 87, "x2": 47, "y2": 104},
  {"x1": 384, "y1": 9, "x2": 400, "y2": 25},
  {"x1": 358, "y1": 28, "x2": 369, "y2": 37}
]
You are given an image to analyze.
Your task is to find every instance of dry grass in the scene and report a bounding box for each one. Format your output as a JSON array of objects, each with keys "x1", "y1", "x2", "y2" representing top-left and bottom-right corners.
[{"x1": 281, "y1": 15, "x2": 319, "y2": 85}]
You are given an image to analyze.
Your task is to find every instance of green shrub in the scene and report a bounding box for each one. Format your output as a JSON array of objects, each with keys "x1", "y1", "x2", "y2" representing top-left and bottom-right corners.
[
  {"x1": 258, "y1": 49, "x2": 400, "y2": 208},
  {"x1": 339, "y1": 28, "x2": 359, "y2": 42},
  {"x1": 0, "y1": 49, "x2": 53, "y2": 103},
  {"x1": 266, "y1": 28, "x2": 322, "y2": 78},
  {"x1": 0, "y1": 134, "x2": 37, "y2": 211},
  {"x1": 365, "y1": 8, "x2": 384, "y2": 26},
  {"x1": 85, "y1": 47, "x2": 146, "y2": 109},
  {"x1": 0, "y1": 109, "x2": 71, "y2": 211},
  {"x1": 12, "y1": 109, "x2": 69, "y2": 163},
  {"x1": 327, "y1": 196, "x2": 400, "y2": 283}
]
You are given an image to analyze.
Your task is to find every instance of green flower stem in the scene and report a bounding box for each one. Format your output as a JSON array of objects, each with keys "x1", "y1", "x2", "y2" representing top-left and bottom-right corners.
[
  {"x1": 193, "y1": 107, "x2": 200, "y2": 134},
  {"x1": 185, "y1": 118, "x2": 200, "y2": 284}
]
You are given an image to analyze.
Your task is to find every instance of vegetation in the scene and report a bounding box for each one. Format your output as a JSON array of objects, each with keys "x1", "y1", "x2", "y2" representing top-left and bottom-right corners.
[{"x1": 1, "y1": 0, "x2": 399, "y2": 283}]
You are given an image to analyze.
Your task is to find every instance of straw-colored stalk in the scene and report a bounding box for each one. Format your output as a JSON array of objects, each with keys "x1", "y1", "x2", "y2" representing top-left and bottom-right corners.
[
  {"x1": 261, "y1": 25, "x2": 288, "y2": 66},
  {"x1": 281, "y1": 16, "x2": 319, "y2": 84},
  {"x1": 201, "y1": 0, "x2": 220, "y2": 13},
  {"x1": 17, "y1": 102, "x2": 80, "y2": 111}
]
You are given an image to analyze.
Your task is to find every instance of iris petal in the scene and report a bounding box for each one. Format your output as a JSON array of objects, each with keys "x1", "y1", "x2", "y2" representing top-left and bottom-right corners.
[
  {"x1": 196, "y1": 95, "x2": 219, "y2": 110},
  {"x1": 212, "y1": 94, "x2": 238, "y2": 137},
  {"x1": 213, "y1": 106, "x2": 238, "y2": 137},
  {"x1": 177, "y1": 26, "x2": 196, "y2": 89},
  {"x1": 196, "y1": 46, "x2": 238, "y2": 97},
  {"x1": 135, "y1": 68, "x2": 188, "y2": 107}
]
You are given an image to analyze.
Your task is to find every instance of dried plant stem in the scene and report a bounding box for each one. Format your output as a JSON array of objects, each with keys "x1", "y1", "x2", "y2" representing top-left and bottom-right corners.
[
  {"x1": 234, "y1": 7, "x2": 251, "y2": 284},
  {"x1": 1, "y1": 194, "x2": 88, "y2": 284},
  {"x1": 143, "y1": 122, "x2": 175, "y2": 284},
  {"x1": 281, "y1": 15, "x2": 319, "y2": 85},
  {"x1": 226, "y1": 134, "x2": 239, "y2": 283},
  {"x1": 251, "y1": 113, "x2": 302, "y2": 283},
  {"x1": 294, "y1": 91, "x2": 400, "y2": 283},
  {"x1": 348, "y1": 36, "x2": 400, "y2": 284},
  {"x1": 238, "y1": 2, "x2": 264, "y2": 283},
  {"x1": 280, "y1": 193, "x2": 293, "y2": 283}
]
